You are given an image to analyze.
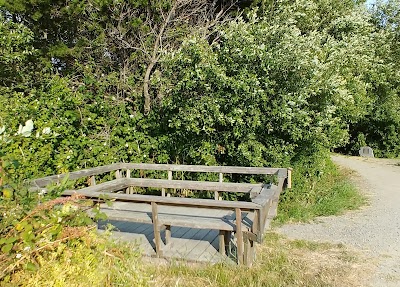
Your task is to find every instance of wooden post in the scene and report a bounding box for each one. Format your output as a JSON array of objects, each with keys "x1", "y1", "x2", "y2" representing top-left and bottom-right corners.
[
  {"x1": 243, "y1": 233, "x2": 254, "y2": 267},
  {"x1": 215, "y1": 172, "x2": 223, "y2": 200},
  {"x1": 252, "y1": 209, "x2": 260, "y2": 243},
  {"x1": 165, "y1": 225, "x2": 171, "y2": 245},
  {"x1": 224, "y1": 231, "x2": 231, "y2": 256},
  {"x1": 235, "y1": 208, "x2": 244, "y2": 265},
  {"x1": 89, "y1": 176, "x2": 96, "y2": 186},
  {"x1": 219, "y1": 230, "x2": 226, "y2": 255},
  {"x1": 287, "y1": 168, "x2": 292, "y2": 188},
  {"x1": 126, "y1": 169, "x2": 131, "y2": 193},
  {"x1": 115, "y1": 169, "x2": 121, "y2": 179},
  {"x1": 151, "y1": 202, "x2": 163, "y2": 257},
  {"x1": 243, "y1": 233, "x2": 250, "y2": 266},
  {"x1": 168, "y1": 170, "x2": 173, "y2": 196}
]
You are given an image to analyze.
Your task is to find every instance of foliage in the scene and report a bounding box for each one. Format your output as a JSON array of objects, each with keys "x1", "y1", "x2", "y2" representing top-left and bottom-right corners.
[
  {"x1": 276, "y1": 154, "x2": 366, "y2": 223},
  {"x1": 0, "y1": 185, "x2": 90, "y2": 278},
  {"x1": 340, "y1": 0, "x2": 400, "y2": 157},
  {"x1": 155, "y1": 1, "x2": 377, "y2": 167}
]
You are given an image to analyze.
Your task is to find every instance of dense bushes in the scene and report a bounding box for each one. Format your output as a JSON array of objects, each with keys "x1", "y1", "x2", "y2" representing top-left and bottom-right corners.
[{"x1": 0, "y1": 1, "x2": 399, "y2": 194}]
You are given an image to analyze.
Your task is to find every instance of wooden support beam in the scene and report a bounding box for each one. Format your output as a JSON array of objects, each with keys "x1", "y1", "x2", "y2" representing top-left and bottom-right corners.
[
  {"x1": 224, "y1": 231, "x2": 231, "y2": 255},
  {"x1": 235, "y1": 208, "x2": 244, "y2": 265},
  {"x1": 243, "y1": 233, "x2": 250, "y2": 266},
  {"x1": 126, "y1": 170, "x2": 131, "y2": 193},
  {"x1": 287, "y1": 168, "x2": 292, "y2": 188},
  {"x1": 215, "y1": 172, "x2": 224, "y2": 200},
  {"x1": 89, "y1": 176, "x2": 96, "y2": 186},
  {"x1": 151, "y1": 202, "x2": 163, "y2": 257},
  {"x1": 252, "y1": 210, "x2": 262, "y2": 243},
  {"x1": 168, "y1": 170, "x2": 173, "y2": 195},
  {"x1": 32, "y1": 163, "x2": 286, "y2": 189},
  {"x1": 219, "y1": 230, "x2": 226, "y2": 255},
  {"x1": 165, "y1": 225, "x2": 171, "y2": 245},
  {"x1": 243, "y1": 233, "x2": 254, "y2": 267}
]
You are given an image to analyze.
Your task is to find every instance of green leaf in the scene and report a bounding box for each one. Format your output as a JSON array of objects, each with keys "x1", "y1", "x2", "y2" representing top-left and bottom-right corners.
[
  {"x1": 1, "y1": 243, "x2": 13, "y2": 254},
  {"x1": 5, "y1": 236, "x2": 17, "y2": 244},
  {"x1": 25, "y1": 262, "x2": 37, "y2": 272}
]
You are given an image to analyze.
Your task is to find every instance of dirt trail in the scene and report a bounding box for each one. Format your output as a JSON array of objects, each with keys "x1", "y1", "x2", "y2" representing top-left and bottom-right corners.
[{"x1": 277, "y1": 154, "x2": 400, "y2": 287}]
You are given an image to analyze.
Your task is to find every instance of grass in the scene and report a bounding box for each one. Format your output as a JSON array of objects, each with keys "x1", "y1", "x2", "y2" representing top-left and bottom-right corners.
[
  {"x1": 0, "y1": 231, "x2": 148, "y2": 287},
  {"x1": 275, "y1": 157, "x2": 367, "y2": 224},
  {"x1": 2, "y1": 232, "x2": 372, "y2": 287},
  {"x1": 148, "y1": 232, "x2": 372, "y2": 287}
]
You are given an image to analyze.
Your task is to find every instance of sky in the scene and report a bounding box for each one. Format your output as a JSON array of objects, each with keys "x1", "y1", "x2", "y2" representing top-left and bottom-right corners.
[{"x1": 366, "y1": 0, "x2": 376, "y2": 6}]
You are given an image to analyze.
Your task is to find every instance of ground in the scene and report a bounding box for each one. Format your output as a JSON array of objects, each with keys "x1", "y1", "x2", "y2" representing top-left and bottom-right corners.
[{"x1": 277, "y1": 154, "x2": 400, "y2": 287}]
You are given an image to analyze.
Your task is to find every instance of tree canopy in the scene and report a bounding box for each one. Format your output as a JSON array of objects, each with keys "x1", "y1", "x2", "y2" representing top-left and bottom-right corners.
[{"x1": 1, "y1": 0, "x2": 399, "y2": 182}]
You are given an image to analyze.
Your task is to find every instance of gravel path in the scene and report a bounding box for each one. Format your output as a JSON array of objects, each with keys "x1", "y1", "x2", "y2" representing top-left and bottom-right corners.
[{"x1": 277, "y1": 154, "x2": 400, "y2": 287}]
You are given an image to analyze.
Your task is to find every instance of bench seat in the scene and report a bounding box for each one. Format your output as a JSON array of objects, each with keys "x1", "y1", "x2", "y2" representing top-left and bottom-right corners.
[{"x1": 96, "y1": 201, "x2": 254, "y2": 232}]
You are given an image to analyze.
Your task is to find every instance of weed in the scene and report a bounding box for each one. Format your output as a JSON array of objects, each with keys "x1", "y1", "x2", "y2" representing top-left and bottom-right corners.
[
  {"x1": 275, "y1": 157, "x2": 366, "y2": 224},
  {"x1": 148, "y1": 233, "x2": 372, "y2": 287}
]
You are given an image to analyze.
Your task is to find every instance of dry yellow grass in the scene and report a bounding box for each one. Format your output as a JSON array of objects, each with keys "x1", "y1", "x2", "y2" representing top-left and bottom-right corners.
[{"x1": 148, "y1": 233, "x2": 374, "y2": 287}]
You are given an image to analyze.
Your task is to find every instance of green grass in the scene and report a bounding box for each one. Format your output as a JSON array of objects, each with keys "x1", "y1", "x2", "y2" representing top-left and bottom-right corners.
[{"x1": 275, "y1": 157, "x2": 366, "y2": 224}]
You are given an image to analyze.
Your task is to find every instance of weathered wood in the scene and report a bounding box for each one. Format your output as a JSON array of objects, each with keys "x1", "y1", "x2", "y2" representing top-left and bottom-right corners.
[
  {"x1": 63, "y1": 177, "x2": 262, "y2": 194},
  {"x1": 235, "y1": 208, "x2": 244, "y2": 265},
  {"x1": 32, "y1": 164, "x2": 123, "y2": 187},
  {"x1": 32, "y1": 162, "x2": 290, "y2": 266},
  {"x1": 124, "y1": 178, "x2": 262, "y2": 193},
  {"x1": 251, "y1": 184, "x2": 276, "y2": 206},
  {"x1": 63, "y1": 185, "x2": 261, "y2": 210},
  {"x1": 252, "y1": 209, "x2": 261, "y2": 243},
  {"x1": 287, "y1": 168, "x2": 292, "y2": 189},
  {"x1": 31, "y1": 163, "x2": 287, "y2": 188},
  {"x1": 224, "y1": 231, "x2": 231, "y2": 255},
  {"x1": 219, "y1": 230, "x2": 225, "y2": 254},
  {"x1": 151, "y1": 202, "x2": 163, "y2": 257},
  {"x1": 165, "y1": 225, "x2": 171, "y2": 245},
  {"x1": 168, "y1": 170, "x2": 173, "y2": 196},
  {"x1": 243, "y1": 233, "x2": 255, "y2": 267},
  {"x1": 215, "y1": 172, "x2": 224, "y2": 200},
  {"x1": 121, "y1": 163, "x2": 284, "y2": 176},
  {"x1": 243, "y1": 233, "x2": 250, "y2": 266},
  {"x1": 126, "y1": 169, "x2": 131, "y2": 193},
  {"x1": 250, "y1": 186, "x2": 262, "y2": 200},
  {"x1": 89, "y1": 176, "x2": 96, "y2": 186}
]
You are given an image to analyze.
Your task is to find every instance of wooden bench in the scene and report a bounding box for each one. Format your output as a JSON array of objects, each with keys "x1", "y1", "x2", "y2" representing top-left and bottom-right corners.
[{"x1": 31, "y1": 163, "x2": 291, "y2": 266}]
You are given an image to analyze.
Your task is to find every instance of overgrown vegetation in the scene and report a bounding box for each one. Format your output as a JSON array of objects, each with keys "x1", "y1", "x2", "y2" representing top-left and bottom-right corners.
[
  {"x1": 0, "y1": 0, "x2": 399, "y2": 285},
  {"x1": 150, "y1": 233, "x2": 371, "y2": 287},
  {"x1": 277, "y1": 157, "x2": 366, "y2": 223},
  {"x1": 0, "y1": 184, "x2": 146, "y2": 286}
]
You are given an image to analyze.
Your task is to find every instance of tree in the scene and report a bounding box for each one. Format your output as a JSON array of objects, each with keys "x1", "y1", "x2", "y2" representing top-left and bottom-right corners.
[{"x1": 1, "y1": 0, "x2": 238, "y2": 113}]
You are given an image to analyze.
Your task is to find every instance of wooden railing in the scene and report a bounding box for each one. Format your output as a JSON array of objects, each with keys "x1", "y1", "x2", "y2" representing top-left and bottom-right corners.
[{"x1": 31, "y1": 163, "x2": 292, "y2": 266}]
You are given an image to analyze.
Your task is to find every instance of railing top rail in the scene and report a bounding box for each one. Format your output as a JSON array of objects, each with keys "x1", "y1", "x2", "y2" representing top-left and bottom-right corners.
[
  {"x1": 62, "y1": 188, "x2": 263, "y2": 210},
  {"x1": 31, "y1": 163, "x2": 288, "y2": 188}
]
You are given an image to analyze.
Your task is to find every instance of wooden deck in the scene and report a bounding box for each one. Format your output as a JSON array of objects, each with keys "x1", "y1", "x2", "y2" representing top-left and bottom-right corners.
[
  {"x1": 98, "y1": 220, "x2": 235, "y2": 264},
  {"x1": 31, "y1": 162, "x2": 291, "y2": 265}
]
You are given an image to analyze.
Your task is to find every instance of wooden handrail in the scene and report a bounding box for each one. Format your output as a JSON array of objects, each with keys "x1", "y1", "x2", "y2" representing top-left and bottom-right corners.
[
  {"x1": 62, "y1": 188, "x2": 264, "y2": 210},
  {"x1": 31, "y1": 163, "x2": 288, "y2": 188}
]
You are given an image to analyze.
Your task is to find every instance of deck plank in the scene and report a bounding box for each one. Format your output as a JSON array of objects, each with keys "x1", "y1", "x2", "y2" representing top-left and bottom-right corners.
[{"x1": 99, "y1": 220, "x2": 235, "y2": 263}]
